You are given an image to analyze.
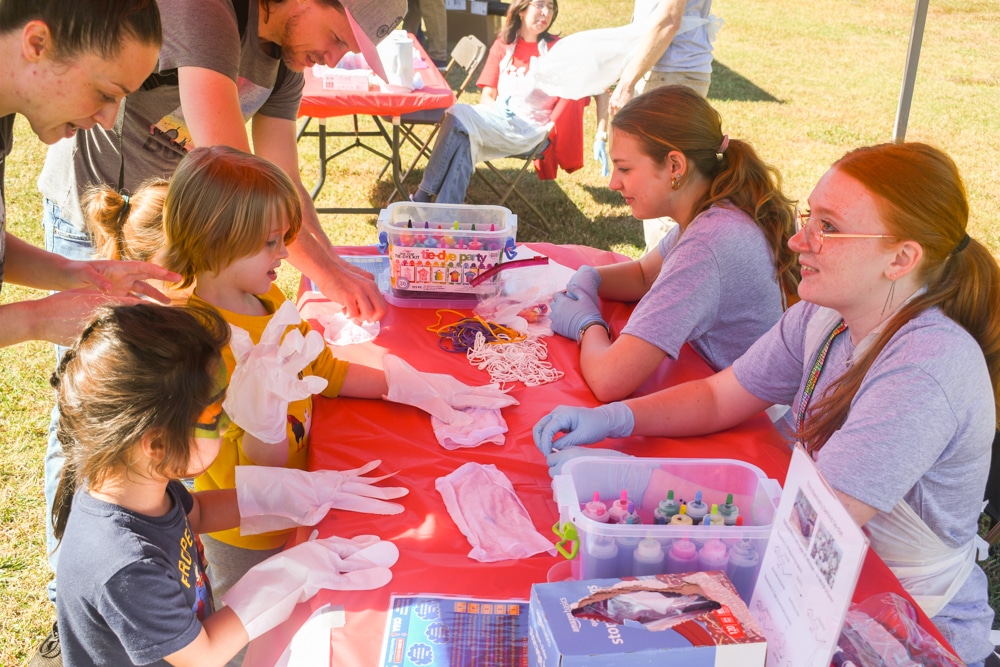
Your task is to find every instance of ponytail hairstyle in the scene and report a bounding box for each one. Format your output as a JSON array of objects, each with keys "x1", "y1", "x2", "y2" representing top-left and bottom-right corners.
[
  {"x1": 800, "y1": 142, "x2": 1000, "y2": 451},
  {"x1": 161, "y1": 146, "x2": 302, "y2": 289},
  {"x1": 502, "y1": 0, "x2": 559, "y2": 45},
  {"x1": 51, "y1": 304, "x2": 230, "y2": 542},
  {"x1": 612, "y1": 85, "x2": 799, "y2": 302},
  {"x1": 83, "y1": 178, "x2": 168, "y2": 262}
]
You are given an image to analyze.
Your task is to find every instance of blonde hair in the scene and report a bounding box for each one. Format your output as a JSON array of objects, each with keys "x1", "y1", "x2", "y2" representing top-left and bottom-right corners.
[
  {"x1": 162, "y1": 146, "x2": 303, "y2": 289},
  {"x1": 84, "y1": 178, "x2": 168, "y2": 262}
]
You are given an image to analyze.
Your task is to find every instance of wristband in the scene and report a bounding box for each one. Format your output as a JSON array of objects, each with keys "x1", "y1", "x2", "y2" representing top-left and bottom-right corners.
[{"x1": 577, "y1": 320, "x2": 610, "y2": 345}]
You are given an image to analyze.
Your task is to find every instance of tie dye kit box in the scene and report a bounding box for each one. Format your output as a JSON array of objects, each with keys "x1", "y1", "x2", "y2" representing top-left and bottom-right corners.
[
  {"x1": 528, "y1": 572, "x2": 766, "y2": 667},
  {"x1": 376, "y1": 202, "x2": 517, "y2": 300}
]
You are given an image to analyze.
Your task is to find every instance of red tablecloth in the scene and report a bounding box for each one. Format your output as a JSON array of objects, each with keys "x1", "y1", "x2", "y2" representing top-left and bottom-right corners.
[
  {"x1": 243, "y1": 243, "x2": 954, "y2": 665},
  {"x1": 299, "y1": 37, "x2": 455, "y2": 119}
]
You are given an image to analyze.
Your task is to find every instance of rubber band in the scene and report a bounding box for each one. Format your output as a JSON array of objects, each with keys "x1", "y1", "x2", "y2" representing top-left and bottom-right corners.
[
  {"x1": 428, "y1": 309, "x2": 526, "y2": 353},
  {"x1": 466, "y1": 332, "x2": 564, "y2": 386}
]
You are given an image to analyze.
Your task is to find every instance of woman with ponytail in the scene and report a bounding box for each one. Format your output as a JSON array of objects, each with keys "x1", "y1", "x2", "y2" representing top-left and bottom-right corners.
[
  {"x1": 535, "y1": 141, "x2": 999, "y2": 665},
  {"x1": 549, "y1": 85, "x2": 798, "y2": 402}
]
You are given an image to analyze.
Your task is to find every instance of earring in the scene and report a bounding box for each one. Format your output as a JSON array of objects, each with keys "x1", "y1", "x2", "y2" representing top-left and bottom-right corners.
[
  {"x1": 671, "y1": 173, "x2": 683, "y2": 190},
  {"x1": 880, "y1": 275, "x2": 897, "y2": 321}
]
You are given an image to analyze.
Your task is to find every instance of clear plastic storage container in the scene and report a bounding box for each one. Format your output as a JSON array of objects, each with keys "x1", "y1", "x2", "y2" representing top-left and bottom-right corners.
[
  {"x1": 553, "y1": 456, "x2": 782, "y2": 602},
  {"x1": 376, "y1": 202, "x2": 517, "y2": 300}
]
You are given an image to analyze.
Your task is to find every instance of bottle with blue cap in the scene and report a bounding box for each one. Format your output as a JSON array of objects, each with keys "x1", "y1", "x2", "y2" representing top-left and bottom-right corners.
[{"x1": 685, "y1": 490, "x2": 709, "y2": 526}]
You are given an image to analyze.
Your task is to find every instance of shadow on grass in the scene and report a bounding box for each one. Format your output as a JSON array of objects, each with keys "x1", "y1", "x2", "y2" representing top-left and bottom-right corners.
[{"x1": 708, "y1": 62, "x2": 782, "y2": 103}]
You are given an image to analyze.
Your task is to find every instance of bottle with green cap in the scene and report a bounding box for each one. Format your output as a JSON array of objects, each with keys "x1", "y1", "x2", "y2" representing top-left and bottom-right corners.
[
  {"x1": 653, "y1": 490, "x2": 680, "y2": 525},
  {"x1": 719, "y1": 493, "x2": 740, "y2": 526},
  {"x1": 706, "y1": 503, "x2": 725, "y2": 526}
]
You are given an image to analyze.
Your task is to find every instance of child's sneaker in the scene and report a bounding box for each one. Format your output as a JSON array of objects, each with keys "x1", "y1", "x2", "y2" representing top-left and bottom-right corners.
[{"x1": 28, "y1": 621, "x2": 62, "y2": 667}]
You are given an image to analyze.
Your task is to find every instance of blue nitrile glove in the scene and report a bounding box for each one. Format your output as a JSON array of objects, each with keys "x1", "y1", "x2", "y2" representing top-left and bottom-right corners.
[
  {"x1": 549, "y1": 289, "x2": 605, "y2": 341},
  {"x1": 549, "y1": 286, "x2": 605, "y2": 342},
  {"x1": 533, "y1": 402, "x2": 635, "y2": 455},
  {"x1": 566, "y1": 265, "x2": 602, "y2": 303},
  {"x1": 593, "y1": 139, "x2": 610, "y2": 177},
  {"x1": 546, "y1": 446, "x2": 633, "y2": 478}
]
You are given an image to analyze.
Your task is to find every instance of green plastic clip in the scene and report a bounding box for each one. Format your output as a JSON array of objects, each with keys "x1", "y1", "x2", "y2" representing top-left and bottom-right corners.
[{"x1": 551, "y1": 521, "x2": 578, "y2": 560}]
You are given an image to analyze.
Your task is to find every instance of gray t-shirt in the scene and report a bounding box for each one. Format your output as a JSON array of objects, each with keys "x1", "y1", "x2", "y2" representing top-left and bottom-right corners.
[
  {"x1": 0, "y1": 113, "x2": 12, "y2": 289},
  {"x1": 733, "y1": 301, "x2": 994, "y2": 661},
  {"x1": 57, "y1": 481, "x2": 214, "y2": 666},
  {"x1": 38, "y1": 0, "x2": 304, "y2": 230},
  {"x1": 621, "y1": 203, "x2": 783, "y2": 371},
  {"x1": 632, "y1": 0, "x2": 714, "y2": 74}
]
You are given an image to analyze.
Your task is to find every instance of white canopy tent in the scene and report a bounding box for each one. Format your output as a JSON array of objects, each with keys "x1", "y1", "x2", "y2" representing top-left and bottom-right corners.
[{"x1": 893, "y1": 0, "x2": 929, "y2": 142}]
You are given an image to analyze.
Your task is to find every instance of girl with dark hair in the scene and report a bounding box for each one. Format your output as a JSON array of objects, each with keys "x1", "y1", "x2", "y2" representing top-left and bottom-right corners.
[
  {"x1": 535, "y1": 142, "x2": 1000, "y2": 666},
  {"x1": 550, "y1": 85, "x2": 798, "y2": 402}
]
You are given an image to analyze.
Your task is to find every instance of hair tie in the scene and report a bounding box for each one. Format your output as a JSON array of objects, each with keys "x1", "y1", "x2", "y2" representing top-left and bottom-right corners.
[
  {"x1": 117, "y1": 192, "x2": 132, "y2": 230},
  {"x1": 953, "y1": 233, "x2": 971, "y2": 254},
  {"x1": 715, "y1": 134, "x2": 729, "y2": 161}
]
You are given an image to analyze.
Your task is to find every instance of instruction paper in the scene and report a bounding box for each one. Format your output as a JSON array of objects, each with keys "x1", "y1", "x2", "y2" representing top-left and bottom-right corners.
[
  {"x1": 750, "y1": 446, "x2": 869, "y2": 667},
  {"x1": 380, "y1": 594, "x2": 528, "y2": 666}
]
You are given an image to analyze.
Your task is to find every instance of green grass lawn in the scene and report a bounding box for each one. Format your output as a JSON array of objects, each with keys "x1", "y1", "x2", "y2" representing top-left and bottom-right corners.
[{"x1": 2, "y1": 0, "x2": 999, "y2": 663}]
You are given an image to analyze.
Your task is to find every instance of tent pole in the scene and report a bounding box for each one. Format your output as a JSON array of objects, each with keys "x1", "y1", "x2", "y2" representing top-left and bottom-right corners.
[{"x1": 893, "y1": 0, "x2": 930, "y2": 143}]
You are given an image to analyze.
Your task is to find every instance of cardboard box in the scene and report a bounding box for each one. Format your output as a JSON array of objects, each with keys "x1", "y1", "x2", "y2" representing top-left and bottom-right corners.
[
  {"x1": 529, "y1": 572, "x2": 766, "y2": 667},
  {"x1": 446, "y1": 2, "x2": 503, "y2": 47},
  {"x1": 376, "y1": 201, "x2": 517, "y2": 299}
]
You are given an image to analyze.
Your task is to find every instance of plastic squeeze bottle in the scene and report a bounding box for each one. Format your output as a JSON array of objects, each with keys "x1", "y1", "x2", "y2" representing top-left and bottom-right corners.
[
  {"x1": 582, "y1": 535, "x2": 619, "y2": 579},
  {"x1": 608, "y1": 490, "x2": 631, "y2": 524},
  {"x1": 727, "y1": 539, "x2": 761, "y2": 601},
  {"x1": 685, "y1": 490, "x2": 709, "y2": 526},
  {"x1": 632, "y1": 537, "x2": 666, "y2": 576},
  {"x1": 665, "y1": 538, "x2": 700, "y2": 574},
  {"x1": 669, "y1": 505, "x2": 694, "y2": 526},
  {"x1": 698, "y1": 539, "x2": 730, "y2": 571},
  {"x1": 581, "y1": 491, "x2": 610, "y2": 523},
  {"x1": 653, "y1": 490, "x2": 680, "y2": 525},
  {"x1": 719, "y1": 493, "x2": 740, "y2": 526}
]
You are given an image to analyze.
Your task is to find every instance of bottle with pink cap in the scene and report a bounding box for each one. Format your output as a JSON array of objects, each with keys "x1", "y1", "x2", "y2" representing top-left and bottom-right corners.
[
  {"x1": 581, "y1": 491, "x2": 609, "y2": 523},
  {"x1": 665, "y1": 538, "x2": 699, "y2": 574}
]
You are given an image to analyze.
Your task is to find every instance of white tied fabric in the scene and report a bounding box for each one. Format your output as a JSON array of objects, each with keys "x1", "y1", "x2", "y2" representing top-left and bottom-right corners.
[
  {"x1": 532, "y1": 16, "x2": 720, "y2": 100},
  {"x1": 436, "y1": 462, "x2": 556, "y2": 562},
  {"x1": 224, "y1": 301, "x2": 328, "y2": 444},
  {"x1": 222, "y1": 534, "x2": 398, "y2": 640},
  {"x1": 382, "y1": 354, "x2": 518, "y2": 427},
  {"x1": 236, "y1": 461, "x2": 408, "y2": 535},
  {"x1": 864, "y1": 499, "x2": 982, "y2": 618}
]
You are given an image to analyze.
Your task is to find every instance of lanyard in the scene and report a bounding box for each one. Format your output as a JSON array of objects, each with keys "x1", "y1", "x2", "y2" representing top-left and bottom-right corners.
[{"x1": 795, "y1": 319, "x2": 847, "y2": 432}]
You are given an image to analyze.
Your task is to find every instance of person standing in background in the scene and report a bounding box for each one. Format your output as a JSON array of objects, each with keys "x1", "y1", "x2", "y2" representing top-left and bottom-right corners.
[
  {"x1": 405, "y1": 0, "x2": 449, "y2": 67},
  {"x1": 595, "y1": 0, "x2": 717, "y2": 251}
]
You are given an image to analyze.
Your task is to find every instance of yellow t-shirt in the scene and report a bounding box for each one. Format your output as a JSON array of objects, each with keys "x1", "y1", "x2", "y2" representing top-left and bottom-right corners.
[{"x1": 192, "y1": 284, "x2": 349, "y2": 549}]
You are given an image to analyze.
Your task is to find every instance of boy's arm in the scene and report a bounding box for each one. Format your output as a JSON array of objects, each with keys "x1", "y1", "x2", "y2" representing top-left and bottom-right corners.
[
  {"x1": 339, "y1": 363, "x2": 389, "y2": 399},
  {"x1": 188, "y1": 489, "x2": 240, "y2": 535}
]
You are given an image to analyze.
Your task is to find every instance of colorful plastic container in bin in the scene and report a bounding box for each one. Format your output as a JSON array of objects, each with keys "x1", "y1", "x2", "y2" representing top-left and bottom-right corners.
[
  {"x1": 376, "y1": 201, "x2": 517, "y2": 301},
  {"x1": 552, "y1": 456, "x2": 782, "y2": 602}
]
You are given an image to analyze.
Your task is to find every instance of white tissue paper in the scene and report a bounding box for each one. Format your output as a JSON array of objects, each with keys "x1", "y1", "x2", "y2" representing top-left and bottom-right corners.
[
  {"x1": 435, "y1": 462, "x2": 556, "y2": 562},
  {"x1": 316, "y1": 311, "x2": 380, "y2": 346}
]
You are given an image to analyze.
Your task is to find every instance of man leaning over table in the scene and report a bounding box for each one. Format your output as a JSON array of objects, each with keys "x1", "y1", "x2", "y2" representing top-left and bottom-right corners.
[{"x1": 35, "y1": 0, "x2": 404, "y2": 610}]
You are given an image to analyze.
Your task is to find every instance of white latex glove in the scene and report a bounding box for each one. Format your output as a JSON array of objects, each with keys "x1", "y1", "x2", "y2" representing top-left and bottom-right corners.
[
  {"x1": 236, "y1": 461, "x2": 409, "y2": 535},
  {"x1": 223, "y1": 301, "x2": 329, "y2": 444},
  {"x1": 222, "y1": 534, "x2": 398, "y2": 641},
  {"x1": 382, "y1": 354, "x2": 518, "y2": 426}
]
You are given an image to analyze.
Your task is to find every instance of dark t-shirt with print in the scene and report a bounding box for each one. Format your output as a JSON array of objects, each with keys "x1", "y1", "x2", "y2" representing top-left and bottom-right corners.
[{"x1": 57, "y1": 480, "x2": 215, "y2": 666}]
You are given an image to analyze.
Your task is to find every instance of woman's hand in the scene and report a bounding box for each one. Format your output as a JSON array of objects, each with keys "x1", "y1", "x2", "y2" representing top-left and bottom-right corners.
[
  {"x1": 71, "y1": 259, "x2": 181, "y2": 303},
  {"x1": 533, "y1": 403, "x2": 635, "y2": 455}
]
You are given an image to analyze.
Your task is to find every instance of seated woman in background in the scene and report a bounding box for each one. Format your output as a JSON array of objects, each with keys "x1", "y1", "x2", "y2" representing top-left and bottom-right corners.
[
  {"x1": 412, "y1": 0, "x2": 605, "y2": 204},
  {"x1": 550, "y1": 86, "x2": 798, "y2": 402},
  {"x1": 535, "y1": 142, "x2": 1000, "y2": 666}
]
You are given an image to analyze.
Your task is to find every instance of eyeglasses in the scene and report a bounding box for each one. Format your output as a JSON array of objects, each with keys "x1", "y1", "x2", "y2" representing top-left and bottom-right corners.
[
  {"x1": 794, "y1": 207, "x2": 894, "y2": 254},
  {"x1": 528, "y1": 1, "x2": 554, "y2": 12}
]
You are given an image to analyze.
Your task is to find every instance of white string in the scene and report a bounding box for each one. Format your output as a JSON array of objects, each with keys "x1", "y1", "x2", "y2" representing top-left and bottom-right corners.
[{"x1": 466, "y1": 332, "x2": 564, "y2": 387}]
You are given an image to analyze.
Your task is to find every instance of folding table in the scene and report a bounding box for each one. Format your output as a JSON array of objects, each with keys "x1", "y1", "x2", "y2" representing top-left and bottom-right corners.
[
  {"x1": 243, "y1": 243, "x2": 958, "y2": 665},
  {"x1": 297, "y1": 36, "x2": 455, "y2": 215}
]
